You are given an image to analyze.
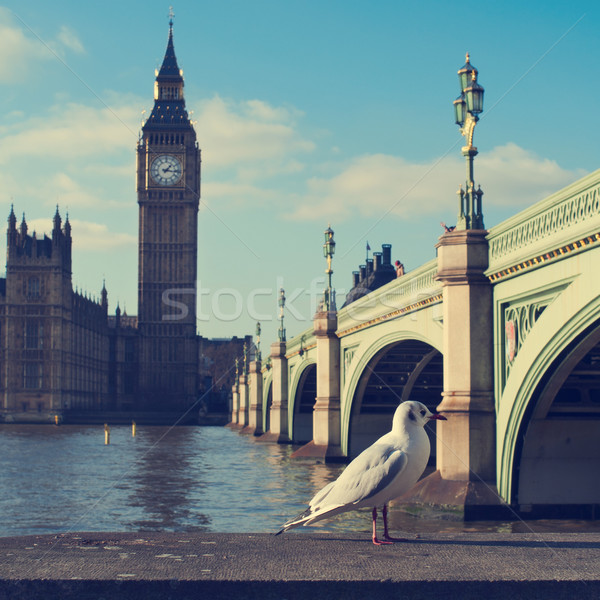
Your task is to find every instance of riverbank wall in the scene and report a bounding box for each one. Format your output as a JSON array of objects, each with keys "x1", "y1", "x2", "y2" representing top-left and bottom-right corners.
[{"x1": 0, "y1": 531, "x2": 598, "y2": 599}]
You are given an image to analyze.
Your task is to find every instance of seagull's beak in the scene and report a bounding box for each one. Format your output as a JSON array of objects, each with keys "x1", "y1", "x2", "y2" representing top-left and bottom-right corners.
[{"x1": 428, "y1": 413, "x2": 447, "y2": 421}]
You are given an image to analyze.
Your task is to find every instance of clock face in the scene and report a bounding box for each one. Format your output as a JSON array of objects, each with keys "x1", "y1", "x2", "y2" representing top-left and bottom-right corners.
[{"x1": 150, "y1": 154, "x2": 182, "y2": 186}]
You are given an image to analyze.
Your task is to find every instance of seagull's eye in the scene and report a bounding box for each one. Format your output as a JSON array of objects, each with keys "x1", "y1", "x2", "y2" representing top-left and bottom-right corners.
[{"x1": 420, "y1": 409, "x2": 426, "y2": 416}]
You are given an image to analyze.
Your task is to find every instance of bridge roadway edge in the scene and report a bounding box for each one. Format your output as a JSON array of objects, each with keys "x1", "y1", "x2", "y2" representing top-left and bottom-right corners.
[{"x1": 0, "y1": 531, "x2": 598, "y2": 599}]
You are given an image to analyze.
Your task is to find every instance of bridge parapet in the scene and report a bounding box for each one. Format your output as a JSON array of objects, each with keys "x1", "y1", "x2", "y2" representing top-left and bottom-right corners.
[
  {"x1": 285, "y1": 325, "x2": 315, "y2": 359},
  {"x1": 337, "y1": 258, "x2": 442, "y2": 337},
  {"x1": 487, "y1": 169, "x2": 600, "y2": 276}
]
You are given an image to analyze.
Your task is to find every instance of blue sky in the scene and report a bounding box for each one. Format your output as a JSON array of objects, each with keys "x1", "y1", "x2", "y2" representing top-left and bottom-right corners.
[{"x1": 0, "y1": 1, "x2": 598, "y2": 343}]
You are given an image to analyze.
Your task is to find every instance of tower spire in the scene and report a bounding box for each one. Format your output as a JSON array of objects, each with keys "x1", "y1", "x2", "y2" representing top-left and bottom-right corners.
[
  {"x1": 20, "y1": 212, "x2": 27, "y2": 237},
  {"x1": 155, "y1": 11, "x2": 183, "y2": 90},
  {"x1": 146, "y1": 11, "x2": 190, "y2": 126},
  {"x1": 53, "y1": 204, "x2": 61, "y2": 229},
  {"x1": 8, "y1": 204, "x2": 16, "y2": 229}
]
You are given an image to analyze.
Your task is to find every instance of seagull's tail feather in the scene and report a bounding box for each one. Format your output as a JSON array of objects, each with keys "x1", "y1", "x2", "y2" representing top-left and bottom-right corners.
[
  {"x1": 276, "y1": 503, "x2": 347, "y2": 534},
  {"x1": 276, "y1": 480, "x2": 345, "y2": 535},
  {"x1": 276, "y1": 506, "x2": 314, "y2": 534}
]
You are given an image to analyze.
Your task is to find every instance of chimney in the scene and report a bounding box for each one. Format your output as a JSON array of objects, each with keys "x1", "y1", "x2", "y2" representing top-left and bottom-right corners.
[
  {"x1": 382, "y1": 244, "x2": 392, "y2": 266},
  {"x1": 359, "y1": 265, "x2": 366, "y2": 282},
  {"x1": 366, "y1": 258, "x2": 373, "y2": 276},
  {"x1": 352, "y1": 271, "x2": 360, "y2": 287},
  {"x1": 373, "y1": 252, "x2": 382, "y2": 271}
]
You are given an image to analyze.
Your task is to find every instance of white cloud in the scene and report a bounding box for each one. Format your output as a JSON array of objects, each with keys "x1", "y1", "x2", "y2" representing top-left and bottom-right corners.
[
  {"x1": 244, "y1": 99, "x2": 302, "y2": 123},
  {"x1": 0, "y1": 95, "x2": 142, "y2": 211},
  {"x1": 286, "y1": 143, "x2": 586, "y2": 222},
  {"x1": 56, "y1": 25, "x2": 84, "y2": 54},
  {"x1": 69, "y1": 220, "x2": 136, "y2": 251},
  {"x1": 25, "y1": 217, "x2": 135, "y2": 251},
  {"x1": 0, "y1": 101, "x2": 140, "y2": 161},
  {"x1": 47, "y1": 172, "x2": 102, "y2": 208},
  {"x1": 195, "y1": 95, "x2": 315, "y2": 169},
  {"x1": 0, "y1": 9, "x2": 85, "y2": 83},
  {"x1": 477, "y1": 143, "x2": 587, "y2": 206}
]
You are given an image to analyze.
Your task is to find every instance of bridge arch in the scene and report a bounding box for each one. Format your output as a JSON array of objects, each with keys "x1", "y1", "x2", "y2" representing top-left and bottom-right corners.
[
  {"x1": 342, "y1": 330, "x2": 443, "y2": 459},
  {"x1": 288, "y1": 360, "x2": 317, "y2": 444},
  {"x1": 498, "y1": 283, "x2": 600, "y2": 510}
]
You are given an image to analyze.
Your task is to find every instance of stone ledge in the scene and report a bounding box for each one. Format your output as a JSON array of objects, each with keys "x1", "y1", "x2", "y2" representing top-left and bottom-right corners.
[{"x1": 1, "y1": 530, "x2": 598, "y2": 600}]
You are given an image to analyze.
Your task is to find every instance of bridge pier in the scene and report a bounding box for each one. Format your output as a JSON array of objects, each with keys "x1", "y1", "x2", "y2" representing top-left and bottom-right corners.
[
  {"x1": 237, "y1": 373, "x2": 249, "y2": 429},
  {"x1": 243, "y1": 360, "x2": 263, "y2": 435},
  {"x1": 405, "y1": 230, "x2": 507, "y2": 518},
  {"x1": 227, "y1": 381, "x2": 241, "y2": 429},
  {"x1": 261, "y1": 341, "x2": 290, "y2": 443},
  {"x1": 292, "y1": 310, "x2": 344, "y2": 461}
]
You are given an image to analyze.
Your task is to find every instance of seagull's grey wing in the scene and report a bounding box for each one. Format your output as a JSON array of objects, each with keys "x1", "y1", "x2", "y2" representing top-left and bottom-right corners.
[
  {"x1": 309, "y1": 480, "x2": 336, "y2": 510},
  {"x1": 325, "y1": 444, "x2": 408, "y2": 507}
]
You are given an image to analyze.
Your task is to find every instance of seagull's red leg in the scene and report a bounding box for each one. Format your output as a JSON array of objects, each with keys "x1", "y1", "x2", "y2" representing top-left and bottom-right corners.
[
  {"x1": 382, "y1": 504, "x2": 408, "y2": 542},
  {"x1": 372, "y1": 507, "x2": 392, "y2": 545}
]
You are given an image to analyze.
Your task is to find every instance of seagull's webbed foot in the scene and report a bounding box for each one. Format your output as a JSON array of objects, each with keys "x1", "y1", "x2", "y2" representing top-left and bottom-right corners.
[{"x1": 372, "y1": 536, "x2": 394, "y2": 545}]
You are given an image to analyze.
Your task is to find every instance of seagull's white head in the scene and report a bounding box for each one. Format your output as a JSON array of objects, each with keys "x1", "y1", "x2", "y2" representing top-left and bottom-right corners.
[{"x1": 395, "y1": 400, "x2": 447, "y2": 429}]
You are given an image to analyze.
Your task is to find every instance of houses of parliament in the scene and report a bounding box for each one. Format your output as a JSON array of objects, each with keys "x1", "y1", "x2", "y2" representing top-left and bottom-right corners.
[{"x1": 0, "y1": 22, "x2": 248, "y2": 422}]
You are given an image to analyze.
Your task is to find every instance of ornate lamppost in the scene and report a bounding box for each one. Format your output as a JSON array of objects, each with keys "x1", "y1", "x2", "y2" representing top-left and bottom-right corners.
[
  {"x1": 453, "y1": 53, "x2": 485, "y2": 230},
  {"x1": 255, "y1": 321, "x2": 261, "y2": 362},
  {"x1": 322, "y1": 225, "x2": 336, "y2": 311},
  {"x1": 278, "y1": 288, "x2": 286, "y2": 342}
]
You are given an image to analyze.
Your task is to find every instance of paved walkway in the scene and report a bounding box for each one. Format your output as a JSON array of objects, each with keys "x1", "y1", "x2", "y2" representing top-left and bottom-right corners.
[{"x1": 1, "y1": 531, "x2": 599, "y2": 599}]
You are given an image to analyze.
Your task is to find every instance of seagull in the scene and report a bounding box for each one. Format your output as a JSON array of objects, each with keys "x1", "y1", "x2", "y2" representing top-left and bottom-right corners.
[{"x1": 276, "y1": 401, "x2": 446, "y2": 545}]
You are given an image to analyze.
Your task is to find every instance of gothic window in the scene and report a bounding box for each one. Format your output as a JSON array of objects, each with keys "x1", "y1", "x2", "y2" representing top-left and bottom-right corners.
[
  {"x1": 24, "y1": 362, "x2": 42, "y2": 389},
  {"x1": 24, "y1": 320, "x2": 42, "y2": 349},
  {"x1": 27, "y1": 277, "x2": 40, "y2": 299}
]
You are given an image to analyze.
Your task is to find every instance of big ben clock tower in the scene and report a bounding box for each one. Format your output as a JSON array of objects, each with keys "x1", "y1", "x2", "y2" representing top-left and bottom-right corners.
[{"x1": 137, "y1": 17, "x2": 200, "y2": 410}]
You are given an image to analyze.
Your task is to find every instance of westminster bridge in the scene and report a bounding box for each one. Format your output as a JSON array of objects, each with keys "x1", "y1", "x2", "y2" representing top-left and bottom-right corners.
[{"x1": 229, "y1": 168, "x2": 600, "y2": 517}]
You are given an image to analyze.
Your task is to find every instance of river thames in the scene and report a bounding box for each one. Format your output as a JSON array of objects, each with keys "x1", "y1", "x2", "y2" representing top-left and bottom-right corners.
[{"x1": 1, "y1": 424, "x2": 598, "y2": 538}]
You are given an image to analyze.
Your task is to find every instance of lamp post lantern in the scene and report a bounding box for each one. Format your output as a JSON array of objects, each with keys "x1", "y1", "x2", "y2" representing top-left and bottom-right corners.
[
  {"x1": 453, "y1": 53, "x2": 485, "y2": 230},
  {"x1": 278, "y1": 288, "x2": 286, "y2": 342},
  {"x1": 322, "y1": 225, "x2": 336, "y2": 311}
]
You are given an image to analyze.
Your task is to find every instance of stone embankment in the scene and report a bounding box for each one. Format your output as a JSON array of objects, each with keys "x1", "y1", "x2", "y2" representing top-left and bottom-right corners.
[{"x1": 1, "y1": 531, "x2": 599, "y2": 599}]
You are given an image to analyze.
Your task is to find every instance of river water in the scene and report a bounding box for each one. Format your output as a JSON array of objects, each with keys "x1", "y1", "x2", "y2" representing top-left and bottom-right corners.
[{"x1": 0, "y1": 424, "x2": 598, "y2": 538}]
